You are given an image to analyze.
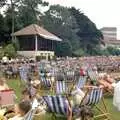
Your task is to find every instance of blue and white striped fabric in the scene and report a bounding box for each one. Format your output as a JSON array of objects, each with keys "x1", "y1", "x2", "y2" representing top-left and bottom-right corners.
[
  {"x1": 41, "y1": 77, "x2": 51, "y2": 88},
  {"x1": 23, "y1": 109, "x2": 35, "y2": 120},
  {"x1": 85, "y1": 88, "x2": 103, "y2": 106},
  {"x1": 43, "y1": 95, "x2": 69, "y2": 115},
  {"x1": 87, "y1": 68, "x2": 98, "y2": 81},
  {"x1": 76, "y1": 76, "x2": 87, "y2": 89},
  {"x1": 56, "y1": 81, "x2": 67, "y2": 94}
]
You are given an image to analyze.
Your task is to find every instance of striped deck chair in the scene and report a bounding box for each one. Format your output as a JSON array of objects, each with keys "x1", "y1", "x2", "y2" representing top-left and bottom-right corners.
[
  {"x1": 56, "y1": 80, "x2": 67, "y2": 94},
  {"x1": 40, "y1": 76, "x2": 52, "y2": 88},
  {"x1": 76, "y1": 76, "x2": 87, "y2": 89},
  {"x1": 85, "y1": 87, "x2": 103, "y2": 106},
  {"x1": 87, "y1": 68, "x2": 98, "y2": 85},
  {"x1": 81, "y1": 87, "x2": 111, "y2": 120},
  {"x1": 23, "y1": 109, "x2": 36, "y2": 120},
  {"x1": 43, "y1": 95, "x2": 69, "y2": 116}
]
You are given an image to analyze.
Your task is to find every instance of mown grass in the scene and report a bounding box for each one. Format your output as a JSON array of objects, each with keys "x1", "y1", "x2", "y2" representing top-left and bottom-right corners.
[{"x1": 7, "y1": 79, "x2": 120, "y2": 120}]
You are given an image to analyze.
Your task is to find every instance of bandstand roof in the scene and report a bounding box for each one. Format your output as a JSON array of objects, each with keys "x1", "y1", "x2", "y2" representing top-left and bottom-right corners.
[{"x1": 12, "y1": 24, "x2": 62, "y2": 41}]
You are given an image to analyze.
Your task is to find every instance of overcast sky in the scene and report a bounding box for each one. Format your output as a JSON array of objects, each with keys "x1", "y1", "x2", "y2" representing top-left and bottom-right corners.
[{"x1": 45, "y1": 0, "x2": 120, "y2": 39}]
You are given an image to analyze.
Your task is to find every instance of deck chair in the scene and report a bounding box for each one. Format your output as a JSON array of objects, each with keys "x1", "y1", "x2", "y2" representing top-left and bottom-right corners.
[
  {"x1": 80, "y1": 87, "x2": 111, "y2": 120},
  {"x1": 23, "y1": 109, "x2": 36, "y2": 120},
  {"x1": 43, "y1": 95, "x2": 69, "y2": 117},
  {"x1": 69, "y1": 75, "x2": 87, "y2": 94},
  {"x1": 56, "y1": 80, "x2": 67, "y2": 95},
  {"x1": 87, "y1": 68, "x2": 98, "y2": 83},
  {"x1": 76, "y1": 76, "x2": 87, "y2": 89},
  {"x1": 0, "y1": 89, "x2": 15, "y2": 108},
  {"x1": 40, "y1": 76, "x2": 51, "y2": 88}
]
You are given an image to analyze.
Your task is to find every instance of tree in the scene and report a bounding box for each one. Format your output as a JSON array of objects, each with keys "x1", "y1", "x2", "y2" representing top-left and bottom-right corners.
[
  {"x1": 4, "y1": 43, "x2": 16, "y2": 58},
  {"x1": 55, "y1": 41, "x2": 72, "y2": 57},
  {"x1": 0, "y1": 1, "x2": 104, "y2": 57},
  {"x1": 69, "y1": 7, "x2": 103, "y2": 54},
  {"x1": 41, "y1": 5, "x2": 80, "y2": 56}
]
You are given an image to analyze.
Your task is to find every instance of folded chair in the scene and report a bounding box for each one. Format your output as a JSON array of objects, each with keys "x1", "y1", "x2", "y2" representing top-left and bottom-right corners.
[{"x1": 80, "y1": 87, "x2": 111, "y2": 120}]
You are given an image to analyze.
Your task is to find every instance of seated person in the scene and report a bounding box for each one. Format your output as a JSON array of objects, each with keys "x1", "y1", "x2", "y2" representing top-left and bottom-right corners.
[
  {"x1": 5, "y1": 100, "x2": 31, "y2": 120},
  {"x1": 21, "y1": 88, "x2": 32, "y2": 101},
  {"x1": 98, "y1": 73, "x2": 114, "y2": 90},
  {"x1": 0, "y1": 78, "x2": 9, "y2": 91},
  {"x1": 21, "y1": 88, "x2": 39, "y2": 110}
]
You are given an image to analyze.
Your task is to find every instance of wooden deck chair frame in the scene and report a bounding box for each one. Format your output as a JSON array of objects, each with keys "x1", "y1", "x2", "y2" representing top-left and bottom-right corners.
[{"x1": 79, "y1": 86, "x2": 112, "y2": 120}]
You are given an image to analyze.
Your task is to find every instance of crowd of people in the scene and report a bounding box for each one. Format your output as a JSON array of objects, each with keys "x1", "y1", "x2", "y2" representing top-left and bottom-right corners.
[{"x1": 0, "y1": 56, "x2": 119, "y2": 120}]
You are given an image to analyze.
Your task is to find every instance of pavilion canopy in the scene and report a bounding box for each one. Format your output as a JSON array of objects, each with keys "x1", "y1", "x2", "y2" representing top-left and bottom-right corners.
[{"x1": 12, "y1": 24, "x2": 62, "y2": 41}]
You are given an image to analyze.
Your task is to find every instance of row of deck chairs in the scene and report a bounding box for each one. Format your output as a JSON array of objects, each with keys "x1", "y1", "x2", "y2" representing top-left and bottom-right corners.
[
  {"x1": 42, "y1": 87, "x2": 111, "y2": 120},
  {"x1": 14, "y1": 83, "x2": 110, "y2": 120},
  {"x1": 18, "y1": 64, "x2": 111, "y2": 120}
]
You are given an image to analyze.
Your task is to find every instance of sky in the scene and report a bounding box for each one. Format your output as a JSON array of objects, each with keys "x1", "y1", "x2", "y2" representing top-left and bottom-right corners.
[{"x1": 45, "y1": 0, "x2": 120, "y2": 39}]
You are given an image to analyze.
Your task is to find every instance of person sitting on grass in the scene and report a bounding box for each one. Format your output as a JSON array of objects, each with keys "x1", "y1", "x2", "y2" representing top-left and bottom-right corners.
[{"x1": 4, "y1": 100, "x2": 31, "y2": 120}]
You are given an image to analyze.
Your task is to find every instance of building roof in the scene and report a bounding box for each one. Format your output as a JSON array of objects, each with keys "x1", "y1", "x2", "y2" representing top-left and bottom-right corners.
[{"x1": 12, "y1": 24, "x2": 62, "y2": 41}]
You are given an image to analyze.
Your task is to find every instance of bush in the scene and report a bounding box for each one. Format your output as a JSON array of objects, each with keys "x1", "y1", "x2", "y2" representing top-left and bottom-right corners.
[{"x1": 4, "y1": 44, "x2": 17, "y2": 58}]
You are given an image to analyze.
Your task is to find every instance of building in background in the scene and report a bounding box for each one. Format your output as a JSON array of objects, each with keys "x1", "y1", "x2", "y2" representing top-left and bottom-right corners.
[
  {"x1": 12, "y1": 24, "x2": 62, "y2": 59},
  {"x1": 100, "y1": 27, "x2": 120, "y2": 48},
  {"x1": 101, "y1": 27, "x2": 117, "y2": 40}
]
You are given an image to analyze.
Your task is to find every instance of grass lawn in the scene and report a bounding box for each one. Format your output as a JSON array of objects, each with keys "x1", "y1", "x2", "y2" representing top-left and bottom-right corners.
[{"x1": 7, "y1": 79, "x2": 120, "y2": 120}]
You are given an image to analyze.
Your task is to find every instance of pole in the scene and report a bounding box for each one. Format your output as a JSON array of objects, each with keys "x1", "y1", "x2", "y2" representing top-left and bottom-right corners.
[
  {"x1": 35, "y1": 35, "x2": 38, "y2": 51},
  {"x1": 10, "y1": 0, "x2": 14, "y2": 41}
]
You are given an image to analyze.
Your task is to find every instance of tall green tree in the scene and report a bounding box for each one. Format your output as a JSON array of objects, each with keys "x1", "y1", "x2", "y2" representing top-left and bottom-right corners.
[
  {"x1": 41, "y1": 5, "x2": 81, "y2": 56},
  {"x1": 69, "y1": 7, "x2": 103, "y2": 54}
]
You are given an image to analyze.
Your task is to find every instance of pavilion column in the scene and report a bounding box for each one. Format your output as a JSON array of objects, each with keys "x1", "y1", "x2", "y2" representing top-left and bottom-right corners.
[{"x1": 35, "y1": 35, "x2": 38, "y2": 51}]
